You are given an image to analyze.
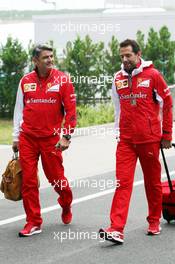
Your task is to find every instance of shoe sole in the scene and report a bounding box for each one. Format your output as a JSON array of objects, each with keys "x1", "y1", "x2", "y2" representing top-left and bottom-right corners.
[
  {"x1": 147, "y1": 227, "x2": 162, "y2": 236},
  {"x1": 147, "y1": 231, "x2": 161, "y2": 236},
  {"x1": 99, "y1": 229, "x2": 124, "y2": 244},
  {"x1": 63, "y1": 221, "x2": 72, "y2": 225},
  {"x1": 19, "y1": 229, "x2": 42, "y2": 237}
]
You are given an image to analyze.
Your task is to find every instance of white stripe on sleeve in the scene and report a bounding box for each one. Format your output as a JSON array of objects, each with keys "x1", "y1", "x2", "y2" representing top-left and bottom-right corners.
[
  {"x1": 112, "y1": 81, "x2": 120, "y2": 137},
  {"x1": 12, "y1": 81, "x2": 24, "y2": 141}
]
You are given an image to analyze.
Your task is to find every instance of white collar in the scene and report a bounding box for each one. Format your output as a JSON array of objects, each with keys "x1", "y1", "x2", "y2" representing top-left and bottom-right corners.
[{"x1": 121, "y1": 58, "x2": 152, "y2": 77}]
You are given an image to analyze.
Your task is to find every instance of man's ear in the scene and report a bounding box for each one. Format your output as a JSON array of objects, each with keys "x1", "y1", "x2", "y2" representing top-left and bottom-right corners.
[
  {"x1": 32, "y1": 57, "x2": 38, "y2": 67},
  {"x1": 138, "y1": 51, "x2": 142, "y2": 57}
]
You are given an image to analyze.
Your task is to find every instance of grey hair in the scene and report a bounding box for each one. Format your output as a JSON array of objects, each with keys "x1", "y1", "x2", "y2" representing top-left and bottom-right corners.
[{"x1": 32, "y1": 44, "x2": 53, "y2": 58}]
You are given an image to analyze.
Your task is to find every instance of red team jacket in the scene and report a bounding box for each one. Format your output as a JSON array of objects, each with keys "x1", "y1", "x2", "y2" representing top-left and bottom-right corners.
[
  {"x1": 112, "y1": 59, "x2": 173, "y2": 144},
  {"x1": 13, "y1": 68, "x2": 76, "y2": 140}
]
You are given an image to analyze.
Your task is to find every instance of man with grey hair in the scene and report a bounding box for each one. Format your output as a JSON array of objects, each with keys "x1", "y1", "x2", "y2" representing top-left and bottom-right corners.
[{"x1": 12, "y1": 44, "x2": 76, "y2": 237}]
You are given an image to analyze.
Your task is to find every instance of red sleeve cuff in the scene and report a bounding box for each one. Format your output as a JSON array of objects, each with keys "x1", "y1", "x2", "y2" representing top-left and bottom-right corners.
[{"x1": 162, "y1": 131, "x2": 172, "y2": 141}]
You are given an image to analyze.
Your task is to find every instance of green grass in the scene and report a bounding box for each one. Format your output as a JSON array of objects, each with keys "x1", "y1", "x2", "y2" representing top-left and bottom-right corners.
[
  {"x1": 0, "y1": 119, "x2": 13, "y2": 145},
  {"x1": 77, "y1": 103, "x2": 114, "y2": 127},
  {"x1": 0, "y1": 103, "x2": 114, "y2": 144}
]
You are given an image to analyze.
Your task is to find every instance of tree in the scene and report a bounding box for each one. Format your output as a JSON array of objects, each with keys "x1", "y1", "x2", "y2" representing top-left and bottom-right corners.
[
  {"x1": 144, "y1": 26, "x2": 175, "y2": 84},
  {"x1": 59, "y1": 35, "x2": 104, "y2": 105},
  {"x1": 0, "y1": 37, "x2": 28, "y2": 118},
  {"x1": 144, "y1": 27, "x2": 161, "y2": 65},
  {"x1": 136, "y1": 30, "x2": 146, "y2": 57},
  {"x1": 158, "y1": 26, "x2": 175, "y2": 84},
  {"x1": 27, "y1": 39, "x2": 35, "y2": 72},
  {"x1": 103, "y1": 35, "x2": 121, "y2": 94}
]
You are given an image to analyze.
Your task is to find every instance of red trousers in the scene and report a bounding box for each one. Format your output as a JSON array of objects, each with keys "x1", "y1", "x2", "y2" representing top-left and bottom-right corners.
[
  {"x1": 19, "y1": 132, "x2": 72, "y2": 226},
  {"x1": 110, "y1": 141, "x2": 162, "y2": 233}
]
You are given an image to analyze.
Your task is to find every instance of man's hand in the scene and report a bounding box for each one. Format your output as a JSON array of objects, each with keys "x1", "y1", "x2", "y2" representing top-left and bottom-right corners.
[
  {"x1": 55, "y1": 137, "x2": 70, "y2": 151},
  {"x1": 12, "y1": 141, "x2": 19, "y2": 152},
  {"x1": 161, "y1": 139, "x2": 172, "y2": 149}
]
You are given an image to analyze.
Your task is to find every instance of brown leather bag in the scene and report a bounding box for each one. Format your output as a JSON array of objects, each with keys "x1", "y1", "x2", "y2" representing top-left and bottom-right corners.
[{"x1": 0, "y1": 152, "x2": 22, "y2": 201}]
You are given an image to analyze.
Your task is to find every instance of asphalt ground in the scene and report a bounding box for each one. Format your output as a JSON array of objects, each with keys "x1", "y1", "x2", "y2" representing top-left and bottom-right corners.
[
  {"x1": 1, "y1": 125, "x2": 175, "y2": 264},
  {"x1": 0, "y1": 156, "x2": 175, "y2": 264}
]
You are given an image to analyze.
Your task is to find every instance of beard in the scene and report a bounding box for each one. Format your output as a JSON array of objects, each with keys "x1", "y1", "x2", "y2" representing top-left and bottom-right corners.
[{"x1": 124, "y1": 63, "x2": 136, "y2": 74}]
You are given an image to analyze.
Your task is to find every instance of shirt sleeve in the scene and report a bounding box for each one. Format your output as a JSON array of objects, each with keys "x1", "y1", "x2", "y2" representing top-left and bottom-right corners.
[
  {"x1": 153, "y1": 71, "x2": 173, "y2": 141},
  {"x1": 112, "y1": 80, "x2": 120, "y2": 138},
  {"x1": 59, "y1": 75, "x2": 77, "y2": 135},
  {"x1": 12, "y1": 81, "x2": 24, "y2": 141}
]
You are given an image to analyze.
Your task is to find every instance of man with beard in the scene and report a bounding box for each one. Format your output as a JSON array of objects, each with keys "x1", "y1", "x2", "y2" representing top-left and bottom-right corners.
[{"x1": 99, "y1": 39, "x2": 173, "y2": 244}]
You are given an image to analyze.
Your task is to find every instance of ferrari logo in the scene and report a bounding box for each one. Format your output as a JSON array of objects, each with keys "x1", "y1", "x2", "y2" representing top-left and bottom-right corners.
[
  {"x1": 115, "y1": 79, "x2": 128, "y2": 90},
  {"x1": 47, "y1": 82, "x2": 52, "y2": 88},
  {"x1": 24, "y1": 83, "x2": 37, "y2": 92}
]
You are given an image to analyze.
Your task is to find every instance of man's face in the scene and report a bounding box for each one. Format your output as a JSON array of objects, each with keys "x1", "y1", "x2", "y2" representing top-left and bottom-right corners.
[
  {"x1": 34, "y1": 50, "x2": 54, "y2": 73},
  {"x1": 119, "y1": 45, "x2": 140, "y2": 72}
]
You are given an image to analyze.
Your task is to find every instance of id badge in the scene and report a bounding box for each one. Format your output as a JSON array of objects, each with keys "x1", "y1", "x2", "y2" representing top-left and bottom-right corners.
[{"x1": 130, "y1": 96, "x2": 137, "y2": 106}]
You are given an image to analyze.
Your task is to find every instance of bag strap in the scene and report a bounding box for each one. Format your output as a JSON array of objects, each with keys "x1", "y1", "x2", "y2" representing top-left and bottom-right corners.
[
  {"x1": 13, "y1": 151, "x2": 18, "y2": 160},
  {"x1": 161, "y1": 145, "x2": 175, "y2": 192}
]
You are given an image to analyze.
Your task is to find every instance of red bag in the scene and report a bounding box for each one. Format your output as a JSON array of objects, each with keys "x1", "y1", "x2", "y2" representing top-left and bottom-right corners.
[
  {"x1": 162, "y1": 181, "x2": 175, "y2": 223},
  {"x1": 161, "y1": 146, "x2": 175, "y2": 223}
]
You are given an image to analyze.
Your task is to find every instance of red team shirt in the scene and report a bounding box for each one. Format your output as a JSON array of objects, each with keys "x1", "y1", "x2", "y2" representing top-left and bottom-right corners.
[
  {"x1": 112, "y1": 59, "x2": 173, "y2": 144},
  {"x1": 13, "y1": 68, "x2": 76, "y2": 140}
]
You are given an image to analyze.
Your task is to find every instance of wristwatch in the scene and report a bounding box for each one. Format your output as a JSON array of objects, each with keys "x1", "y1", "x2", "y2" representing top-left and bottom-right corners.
[{"x1": 63, "y1": 134, "x2": 71, "y2": 141}]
